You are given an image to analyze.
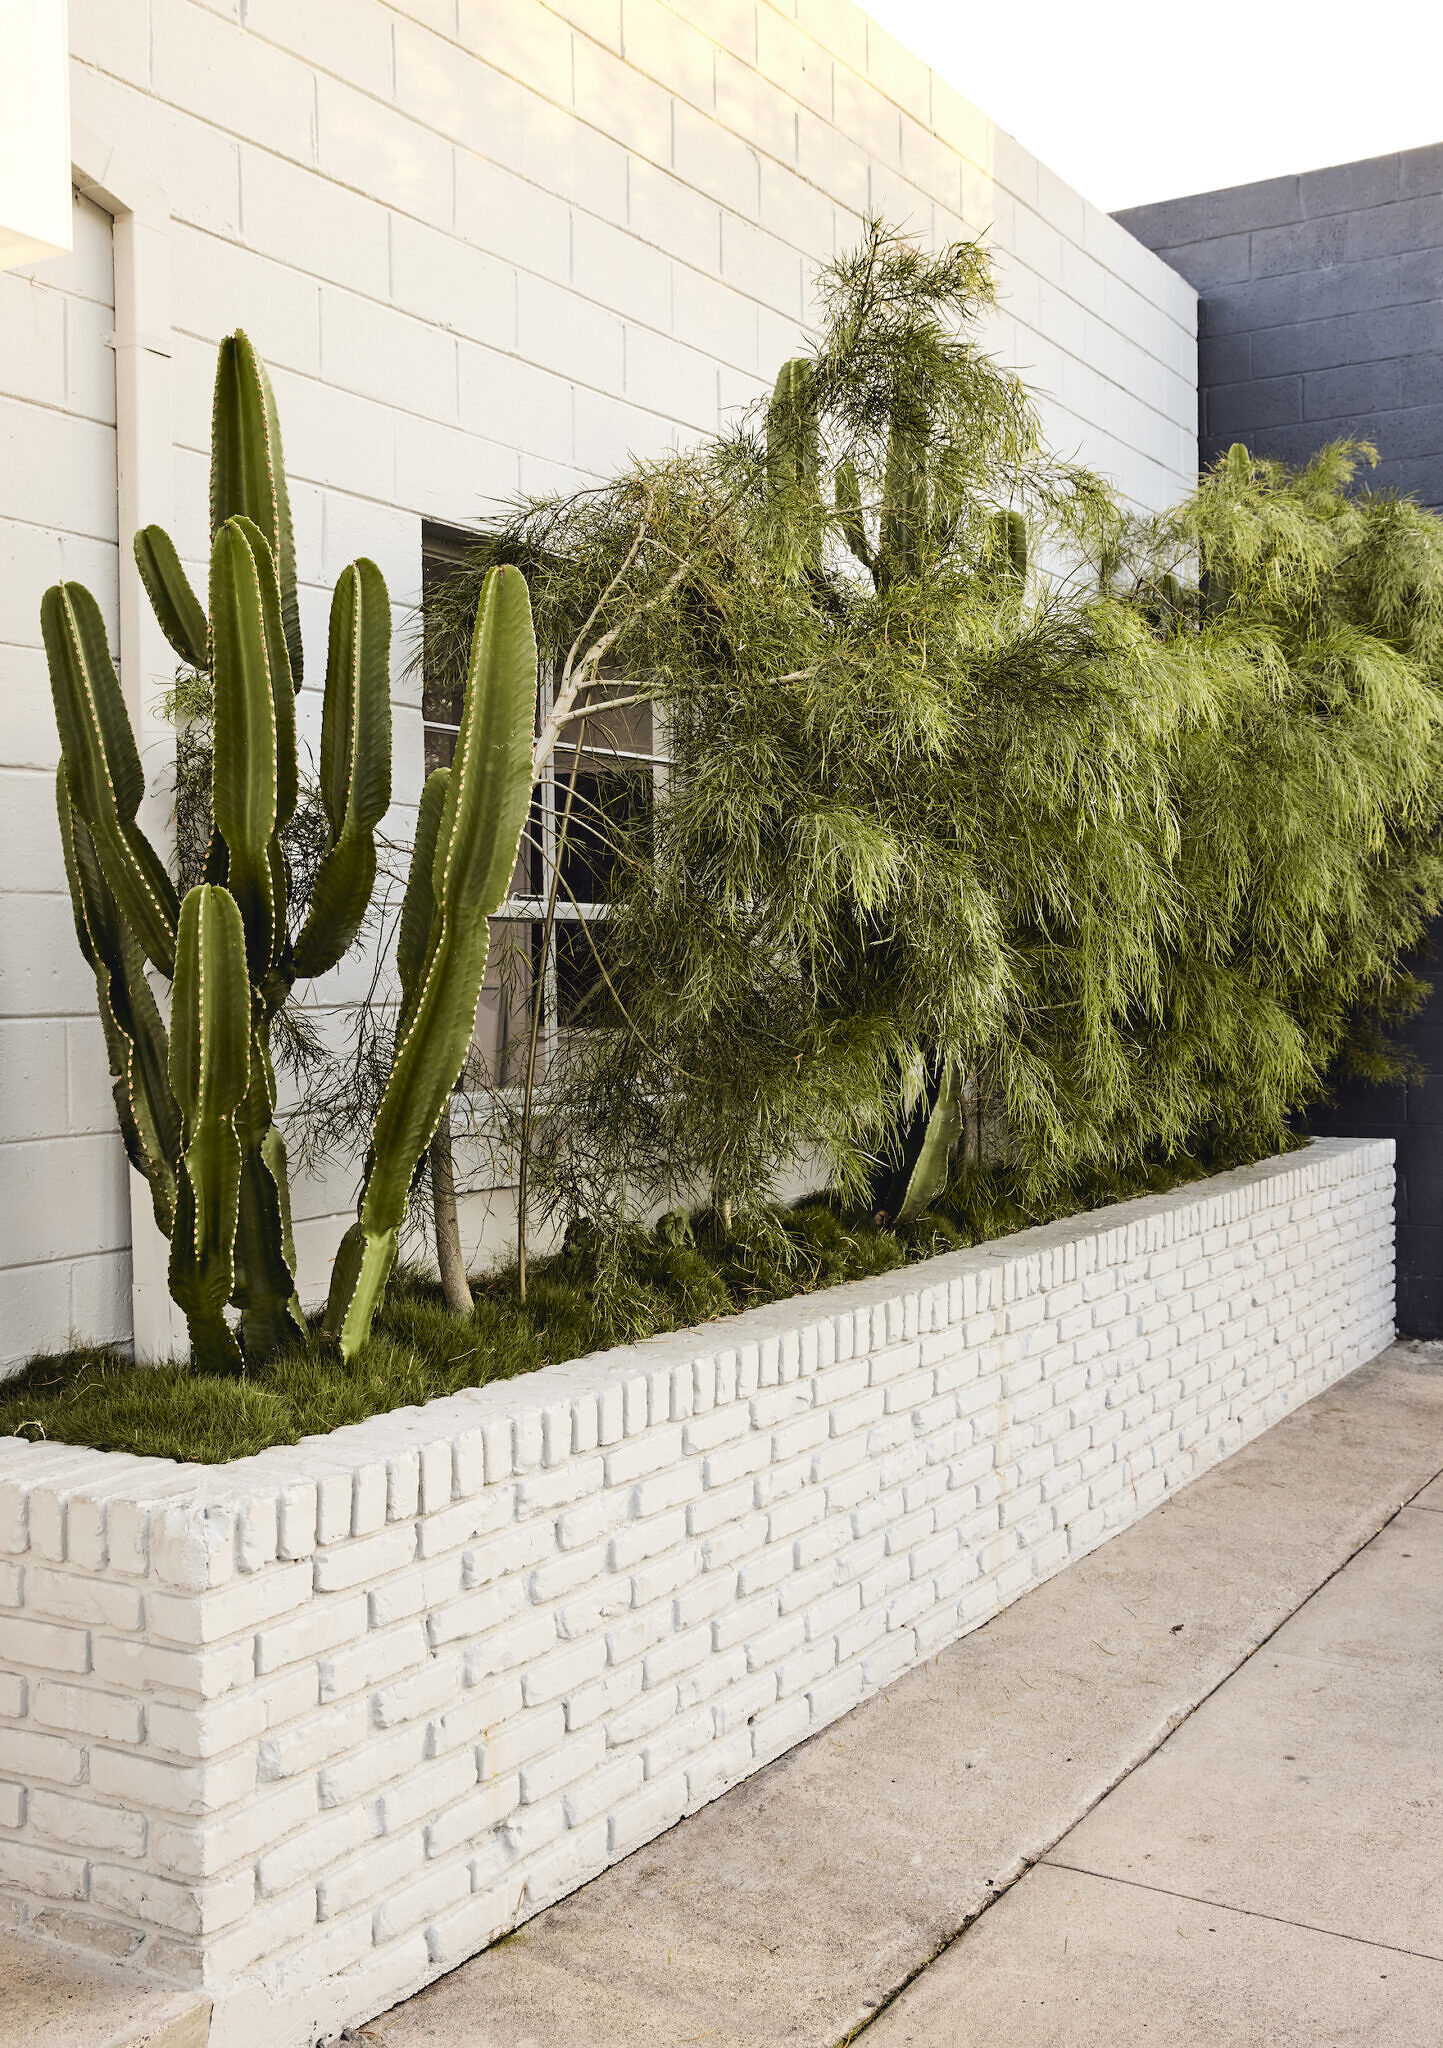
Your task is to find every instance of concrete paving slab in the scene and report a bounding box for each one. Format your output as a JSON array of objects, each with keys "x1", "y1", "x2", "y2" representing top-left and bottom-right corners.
[
  {"x1": 1257, "y1": 1504, "x2": 1443, "y2": 1673},
  {"x1": 1050, "y1": 1543, "x2": 1443, "y2": 1956},
  {"x1": 860, "y1": 1864, "x2": 1443, "y2": 2047},
  {"x1": 0, "y1": 1932, "x2": 208, "y2": 2048},
  {"x1": 1413, "y1": 1470, "x2": 1443, "y2": 1512},
  {"x1": 369, "y1": 1346, "x2": 1443, "y2": 2048}
]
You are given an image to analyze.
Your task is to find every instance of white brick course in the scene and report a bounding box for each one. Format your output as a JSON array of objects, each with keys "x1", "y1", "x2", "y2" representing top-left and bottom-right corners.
[{"x1": 0, "y1": 1140, "x2": 1392, "y2": 2046}]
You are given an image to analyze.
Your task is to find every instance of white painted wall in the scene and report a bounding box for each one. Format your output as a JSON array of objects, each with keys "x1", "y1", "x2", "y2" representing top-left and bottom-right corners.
[
  {"x1": 0, "y1": 193, "x2": 132, "y2": 1366},
  {"x1": 0, "y1": 0, "x2": 1197, "y2": 1365}
]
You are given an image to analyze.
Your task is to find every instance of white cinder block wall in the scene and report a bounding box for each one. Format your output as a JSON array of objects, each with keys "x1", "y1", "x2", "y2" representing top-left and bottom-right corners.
[
  {"x1": 0, "y1": 1142, "x2": 1394, "y2": 2045},
  {"x1": 0, "y1": 0, "x2": 1198, "y2": 1367},
  {"x1": 0, "y1": 195, "x2": 130, "y2": 1367}
]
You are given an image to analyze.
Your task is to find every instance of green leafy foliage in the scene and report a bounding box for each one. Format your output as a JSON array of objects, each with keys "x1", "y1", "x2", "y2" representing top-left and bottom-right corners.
[{"x1": 424, "y1": 221, "x2": 1443, "y2": 1248}]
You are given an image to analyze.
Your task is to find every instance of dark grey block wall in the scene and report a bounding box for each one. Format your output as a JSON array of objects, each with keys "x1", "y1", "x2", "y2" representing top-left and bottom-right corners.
[
  {"x1": 1116, "y1": 143, "x2": 1443, "y2": 507},
  {"x1": 1117, "y1": 142, "x2": 1443, "y2": 1333}
]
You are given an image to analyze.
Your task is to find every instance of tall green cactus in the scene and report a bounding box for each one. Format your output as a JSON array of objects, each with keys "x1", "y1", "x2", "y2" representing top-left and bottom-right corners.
[
  {"x1": 766, "y1": 358, "x2": 819, "y2": 497},
  {"x1": 211, "y1": 332, "x2": 304, "y2": 688},
  {"x1": 982, "y1": 507, "x2": 1028, "y2": 593},
  {"x1": 326, "y1": 567, "x2": 537, "y2": 1358},
  {"x1": 45, "y1": 329, "x2": 536, "y2": 1371},
  {"x1": 878, "y1": 419, "x2": 929, "y2": 588}
]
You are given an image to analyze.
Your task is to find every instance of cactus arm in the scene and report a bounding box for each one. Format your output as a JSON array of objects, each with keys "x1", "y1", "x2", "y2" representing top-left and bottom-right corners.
[
  {"x1": 321, "y1": 767, "x2": 449, "y2": 1341},
  {"x1": 321, "y1": 769, "x2": 448, "y2": 1343},
  {"x1": 292, "y1": 835, "x2": 378, "y2": 986},
  {"x1": 43, "y1": 581, "x2": 180, "y2": 977},
  {"x1": 168, "y1": 886, "x2": 251, "y2": 1374},
  {"x1": 230, "y1": 513, "x2": 298, "y2": 832},
  {"x1": 134, "y1": 526, "x2": 210, "y2": 672},
  {"x1": 210, "y1": 518, "x2": 288, "y2": 978},
  {"x1": 58, "y1": 766, "x2": 180, "y2": 1237},
  {"x1": 327, "y1": 565, "x2": 537, "y2": 1357},
  {"x1": 984, "y1": 507, "x2": 1028, "y2": 590},
  {"x1": 835, "y1": 460, "x2": 874, "y2": 574},
  {"x1": 395, "y1": 769, "x2": 449, "y2": 1029},
  {"x1": 879, "y1": 421, "x2": 928, "y2": 586},
  {"x1": 292, "y1": 559, "x2": 393, "y2": 980},
  {"x1": 317, "y1": 562, "x2": 391, "y2": 836},
  {"x1": 211, "y1": 331, "x2": 303, "y2": 687},
  {"x1": 766, "y1": 358, "x2": 819, "y2": 495},
  {"x1": 230, "y1": 1034, "x2": 305, "y2": 1359}
]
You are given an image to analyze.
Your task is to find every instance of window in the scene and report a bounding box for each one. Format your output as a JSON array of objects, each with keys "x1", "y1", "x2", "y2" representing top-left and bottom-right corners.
[{"x1": 420, "y1": 521, "x2": 655, "y2": 1093}]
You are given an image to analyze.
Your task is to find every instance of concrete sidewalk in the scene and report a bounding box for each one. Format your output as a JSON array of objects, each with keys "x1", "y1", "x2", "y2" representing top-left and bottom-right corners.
[
  {"x1": 370, "y1": 1341, "x2": 1443, "y2": 2048},
  {"x1": 867, "y1": 1448, "x2": 1443, "y2": 2043}
]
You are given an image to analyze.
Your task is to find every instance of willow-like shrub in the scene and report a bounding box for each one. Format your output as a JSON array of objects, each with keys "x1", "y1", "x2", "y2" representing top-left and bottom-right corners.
[{"x1": 425, "y1": 222, "x2": 1443, "y2": 1252}]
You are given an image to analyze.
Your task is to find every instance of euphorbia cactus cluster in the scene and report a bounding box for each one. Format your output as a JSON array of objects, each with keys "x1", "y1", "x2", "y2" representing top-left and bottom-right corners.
[{"x1": 44, "y1": 333, "x2": 535, "y2": 1370}]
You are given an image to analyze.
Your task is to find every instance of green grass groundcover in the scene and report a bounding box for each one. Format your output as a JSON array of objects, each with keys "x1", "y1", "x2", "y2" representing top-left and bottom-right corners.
[{"x1": 0, "y1": 1153, "x2": 1273, "y2": 1465}]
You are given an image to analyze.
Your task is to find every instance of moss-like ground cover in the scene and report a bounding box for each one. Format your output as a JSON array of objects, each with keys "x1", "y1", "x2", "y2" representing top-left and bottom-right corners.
[{"x1": 0, "y1": 1152, "x2": 1255, "y2": 1464}]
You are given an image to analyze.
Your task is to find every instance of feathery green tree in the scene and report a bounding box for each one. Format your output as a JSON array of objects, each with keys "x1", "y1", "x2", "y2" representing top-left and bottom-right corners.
[{"x1": 422, "y1": 221, "x2": 1443, "y2": 1266}]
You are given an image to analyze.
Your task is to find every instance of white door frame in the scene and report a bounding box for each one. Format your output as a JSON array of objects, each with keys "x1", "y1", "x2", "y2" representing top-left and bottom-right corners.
[{"x1": 70, "y1": 123, "x2": 187, "y2": 1360}]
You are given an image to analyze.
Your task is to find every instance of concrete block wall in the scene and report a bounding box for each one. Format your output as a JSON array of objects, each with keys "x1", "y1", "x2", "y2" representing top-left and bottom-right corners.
[
  {"x1": 1117, "y1": 143, "x2": 1443, "y2": 1331},
  {"x1": 1115, "y1": 142, "x2": 1443, "y2": 504},
  {"x1": 0, "y1": 1139, "x2": 1394, "y2": 2047},
  {"x1": 0, "y1": 195, "x2": 133, "y2": 1367},
  {"x1": 0, "y1": 0, "x2": 1198, "y2": 1368}
]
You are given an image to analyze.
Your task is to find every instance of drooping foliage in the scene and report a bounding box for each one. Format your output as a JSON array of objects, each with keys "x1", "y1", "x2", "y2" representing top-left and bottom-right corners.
[{"x1": 423, "y1": 220, "x2": 1443, "y2": 1249}]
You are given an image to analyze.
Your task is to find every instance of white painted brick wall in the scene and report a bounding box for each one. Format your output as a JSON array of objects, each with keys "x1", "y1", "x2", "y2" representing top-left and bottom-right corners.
[
  {"x1": 0, "y1": 0, "x2": 1198, "y2": 1366},
  {"x1": 0, "y1": 1140, "x2": 1393, "y2": 2046}
]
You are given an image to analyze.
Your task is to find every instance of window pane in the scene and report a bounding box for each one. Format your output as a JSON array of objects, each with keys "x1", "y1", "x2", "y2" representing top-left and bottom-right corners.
[
  {"x1": 554, "y1": 763, "x2": 652, "y2": 906},
  {"x1": 421, "y1": 523, "x2": 474, "y2": 731},
  {"x1": 470, "y1": 917, "x2": 536, "y2": 1088},
  {"x1": 424, "y1": 724, "x2": 457, "y2": 775},
  {"x1": 555, "y1": 919, "x2": 622, "y2": 1029}
]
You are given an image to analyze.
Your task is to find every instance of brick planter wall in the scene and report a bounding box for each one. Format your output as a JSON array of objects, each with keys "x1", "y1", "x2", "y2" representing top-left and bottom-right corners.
[{"x1": 0, "y1": 1139, "x2": 1394, "y2": 2048}]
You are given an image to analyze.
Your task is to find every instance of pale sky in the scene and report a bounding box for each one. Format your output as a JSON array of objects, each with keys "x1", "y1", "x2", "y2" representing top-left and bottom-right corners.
[{"x1": 863, "y1": 0, "x2": 1443, "y2": 215}]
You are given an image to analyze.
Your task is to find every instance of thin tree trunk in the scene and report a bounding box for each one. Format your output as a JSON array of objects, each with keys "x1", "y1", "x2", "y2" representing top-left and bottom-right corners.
[
  {"x1": 519, "y1": 716, "x2": 588, "y2": 1302},
  {"x1": 429, "y1": 1111, "x2": 472, "y2": 1314}
]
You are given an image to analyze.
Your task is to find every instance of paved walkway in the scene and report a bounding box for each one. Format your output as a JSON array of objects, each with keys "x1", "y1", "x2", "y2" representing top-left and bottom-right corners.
[
  {"x1": 865, "y1": 1453, "x2": 1443, "y2": 2044},
  {"x1": 370, "y1": 1341, "x2": 1443, "y2": 2048}
]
